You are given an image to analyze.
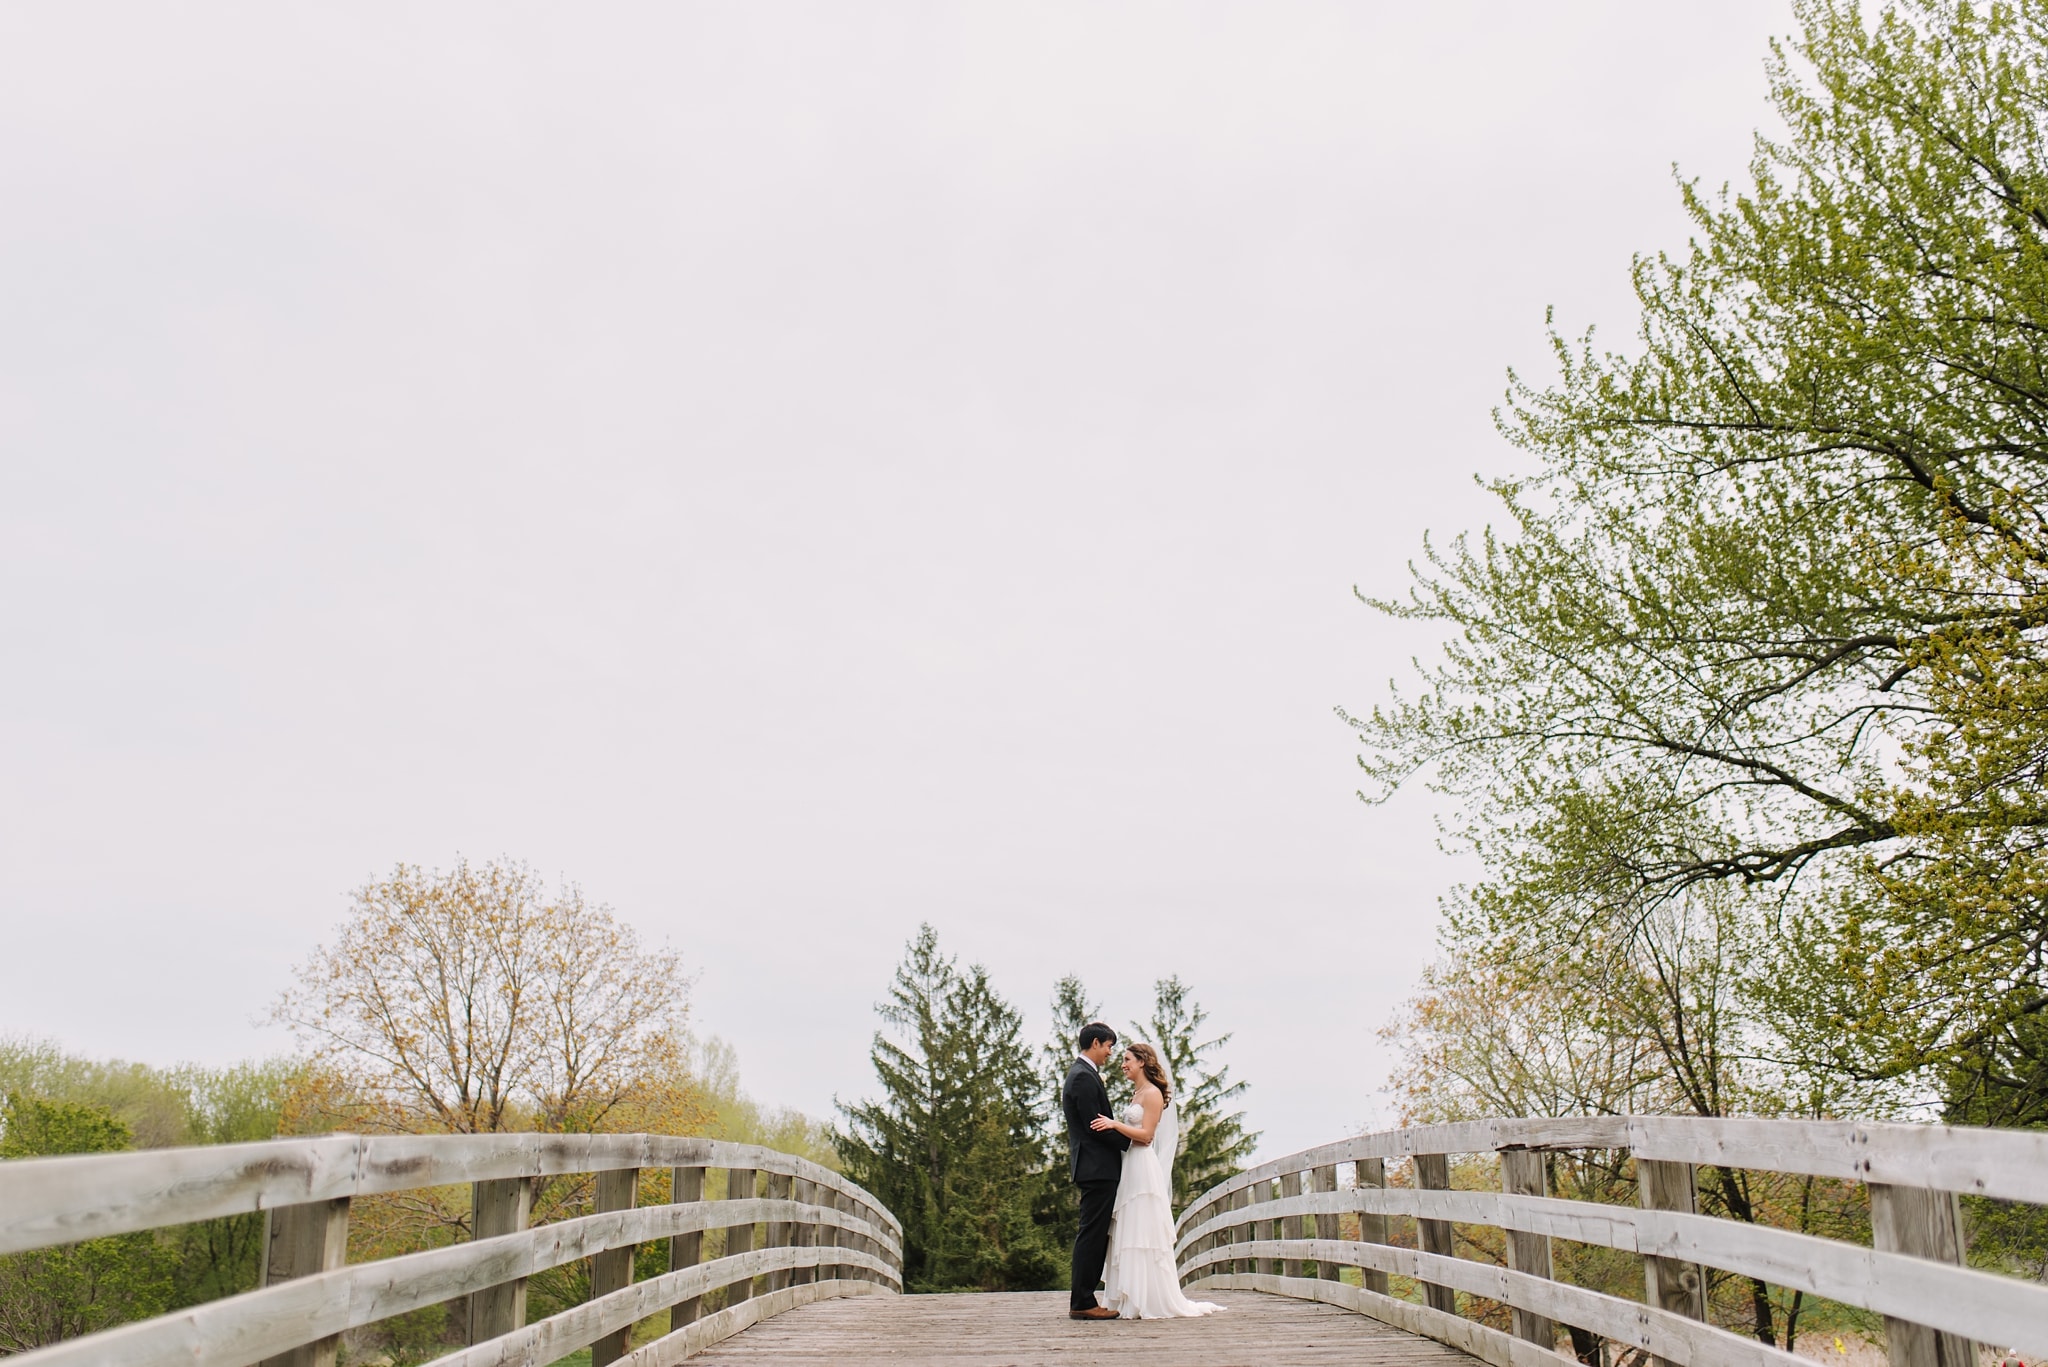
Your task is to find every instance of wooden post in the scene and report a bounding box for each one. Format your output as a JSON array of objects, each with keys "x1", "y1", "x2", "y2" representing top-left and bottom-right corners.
[
  {"x1": 1220, "y1": 1188, "x2": 1236, "y2": 1278},
  {"x1": 1411, "y1": 1153, "x2": 1459, "y2": 1317},
  {"x1": 1253, "y1": 1178, "x2": 1278, "y2": 1275},
  {"x1": 591, "y1": 1167, "x2": 640, "y2": 1367},
  {"x1": 1870, "y1": 1184, "x2": 1978, "y2": 1367},
  {"x1": 725, "y1": 1169, "x2": 757, "y2": 1304},
  {"x1": 1280, "y1": 1170, "x2": 1304, "y2": 1278},
  {"x1": 669, "y1": 1166, "x2": 706, "y2": 1334},
  {"x1": 1233, "y1": 1185, "x2": 1252, "y2": 1275},
  {"x1": 815, "y1": 1183, "x2": 841, "y2": 1283},
  {"x1": 1637, "y1": 1156, "x2": 1707, "y2": 1364},
  {"x1": 789, "y1": 1177, "x2": 815, "y2": 1287},
  {"x1": 1312, "y1": 1166, "x2": 1340, "y2": 1281},
  {"x1": 764, "y1": 1171, "x2": 792, "y2": 1292},
  {"x1": 257, "y1": 1198, "x2": 352, "y2": 1367},
  {"x1": 468, "y1": 1177, "x2": 532, "y2": 1345},
  {"x1": 1499, "y1": 1149, "x2": 1557, "y2": 1349},
  {"x1": 1355, "y1": 1157, "x2": 1390, "y2": 1296}
]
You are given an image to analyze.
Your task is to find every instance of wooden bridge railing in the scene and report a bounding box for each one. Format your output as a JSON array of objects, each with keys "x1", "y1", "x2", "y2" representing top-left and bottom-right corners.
[
  {"x1": 0, "y1": 1131, "x2": 904, "y2": 1366},
  {"x1": 1174, "y1": 1116, "x2": 2048, "y2": 1367}
]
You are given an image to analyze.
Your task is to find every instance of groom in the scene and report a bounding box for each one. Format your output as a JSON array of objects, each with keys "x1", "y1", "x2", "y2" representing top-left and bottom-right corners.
[{"x1": 1063, "y1": 1021, "x2": 1135, "y2": 1321}]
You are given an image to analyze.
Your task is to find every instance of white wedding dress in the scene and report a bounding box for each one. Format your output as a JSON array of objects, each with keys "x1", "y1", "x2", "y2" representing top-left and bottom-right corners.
[{"x1": 1098, "y1": 1097, "x2": 1225, "y2": 1319}]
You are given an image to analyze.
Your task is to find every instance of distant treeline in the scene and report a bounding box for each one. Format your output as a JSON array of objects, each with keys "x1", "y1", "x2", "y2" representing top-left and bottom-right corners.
[{"x1": 0, "y1": 857, "x2": 832, "y2": 1360}]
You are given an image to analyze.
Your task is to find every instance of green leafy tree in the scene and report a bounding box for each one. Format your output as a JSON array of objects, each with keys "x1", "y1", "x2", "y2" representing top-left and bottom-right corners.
[
  {"x1": 838, "y1": 926, "x2": 1061, "y2": 1291},
  {"x1": 166, "y1": 1061, "x2": 294, "y2": 1309},
  {"x1": 0, "y1": 1094, "x2": 174, "y2": 1350},
  {"x1": 1134, "y1": 977, "x2": 1257, "y2": 1212},
  {"x1": 1350, "y1": 0, "x2": 2048, "y2": 1340},
  {"x1": 1347, "y1": 0, "x2": 2048, "y2": 1123}
]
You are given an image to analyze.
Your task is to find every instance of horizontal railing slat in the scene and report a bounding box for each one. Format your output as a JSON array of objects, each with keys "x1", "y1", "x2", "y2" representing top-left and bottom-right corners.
[
  {"x1": 1188, "y1": 1239, "x2": 1814, "y2": 1367},
  {"x1": 424, "y1": 1247, "x2": 898, "y2": 1367},
  {"x1": 1189, "y1": 1271, "x2": 1570, "y2": 1367},
  {"x1": 618, "y1": 1277, "x2": 891, "y2": 1367},
  {"x1": 5, "y1": 1198, "x2": 899, "y2": 1367},
  {"x1": 0, "y1": 1132, "x2": 899, "y2": 1256},
  {"x1": 1177, "y1": 1115, "x2": 2048, "y2": 1237},
  {"x1": 1624, "y1": 1115, "x2": 2048, "y2": 1206},
  {"x1": 1175, "y1": 1187, "x2": 2048, "y2": 1354}
]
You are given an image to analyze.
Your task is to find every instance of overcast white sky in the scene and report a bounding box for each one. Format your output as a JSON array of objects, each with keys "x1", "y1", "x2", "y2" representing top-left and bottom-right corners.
[{"x1": 1, "y1": 1, "x2": 1789, "y2": 1160}]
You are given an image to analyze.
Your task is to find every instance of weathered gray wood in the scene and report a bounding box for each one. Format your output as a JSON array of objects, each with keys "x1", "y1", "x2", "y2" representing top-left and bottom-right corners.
[
  {"x1": 1637, "y1": 1156, "x2": 1706, "y2": 1367},
  {"x1": 1233, "y1": 1185, "x2": 1254, "y2": 1276},
  {"x1": 1253, "y1": 1179, "x2": 1279, "y2": 1276},
  {"x1": 764, "y1": 1171, "x2": 794, "y2": 1293},
  {"x1": 1193, "y1": 1274, "x2": 1550, "y2": 1367},
  {"x1": 812, "y1": 1179, "x2": 841, "y2": 1288},
  {"x1": 1499, "y1": 1151, "x2": 1556, "y2": 1350},
  {"x1": 629, "y1": 1277, "x2": 892, "y2": 1364},
  {"x1": 787, "y1": 1177, "x2": 815, "y2": 1288},
  {"x1": 469, "y1": 1176, "x2": 533, "y2": 1344},
  {"x1": 1174, "y1": 1116, "x2": 2048, "y2": 1240},
  {"x1": 1870, "y1": 1183, "x2": 1977, "y2": 1367},
  {"x1": 1189, "y1": 1252, "x2": 1811, "y2": 1367},
  {"x1": 0, "y1": 1132, "x2": 901, "y2": 1259},
  {"x1": 3, "y1": 1195, "x2": 901, "y2": 1367},
  {"x1": 726, "y1": 1169, "x2": 757, "y2": 1306},
  {"x1": 1281, "y1": 1170, "x2": 1305, "y2": 1278},
  {"x1": 1412, "y1": 1154, "x2": 1460, "y2": 1318},
  {"x1": 1312, "y1": 1166, "x2": 1341, "y2": 1281},
  {"x1": 1177, "y1": 1186, "x2": 2048, "y2": 1355},
  {"x1": 424, "y1": 1248, "x2": 900, "y2": 1367},
  {"x1": 670, "y1": 1166, "x2": 706, "y2": 1333},
  {"x1": 22, "y1": 1114, "x2": 2047, "y2": 1267},
  {"x1": 591, "y1": 1167, "x2": 640, "y2": 1366},
  {"x1": 1623, "y1": 1116, "x2": 2048, "y2": 1204},
  {"x1": 256, "y1": 1197, "x2": 350, "y2": 1367},
  {"x1": 1356, "y1": 1157, "x2": 1391, "y2": 1296},
  {"x1": 688, "y1": 1287, "x2": 1498, "y2": 1366}
]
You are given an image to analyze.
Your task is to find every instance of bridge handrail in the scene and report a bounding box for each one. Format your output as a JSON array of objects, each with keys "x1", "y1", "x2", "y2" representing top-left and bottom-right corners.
[
  {"x1": 1174, "y1": 1115, "x2": 2045, "y2": 1367},
  {"x1": 1175, "y1": 1115, "x2": 2048, "y2": 1222},
  {"x1": 0, "y1": 1130, "x2": 901, "y2": 1256},
  {"x1": 0, "y1": 1131, "x2": 904, "y2": 1367}
]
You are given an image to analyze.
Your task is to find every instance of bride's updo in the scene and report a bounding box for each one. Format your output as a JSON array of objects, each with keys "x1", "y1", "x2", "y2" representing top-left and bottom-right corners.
[{"x1": 1126, "y1": 1042, "x2": 1171, "y2": 1104}]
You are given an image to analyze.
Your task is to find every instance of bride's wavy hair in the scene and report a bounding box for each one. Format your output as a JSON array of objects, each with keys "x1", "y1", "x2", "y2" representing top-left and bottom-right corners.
[{"x1": 1126, "y1": 1042, "x2": 1171, "y2": 1104}]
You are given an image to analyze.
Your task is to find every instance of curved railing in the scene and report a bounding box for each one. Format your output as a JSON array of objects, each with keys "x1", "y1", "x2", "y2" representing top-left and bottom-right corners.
[
  {"x1": 1174, "y1": 1116, "x2": 2048, "y2": 1367},
  {"x1": 0, "y1": 1131, "x2": 903, "y2": 1366}
]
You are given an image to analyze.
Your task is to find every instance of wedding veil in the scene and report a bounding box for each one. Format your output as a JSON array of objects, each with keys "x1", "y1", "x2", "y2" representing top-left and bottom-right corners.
[{"x1": 1148, "y1": 1055, "x2": 1180, "y2": 1182}]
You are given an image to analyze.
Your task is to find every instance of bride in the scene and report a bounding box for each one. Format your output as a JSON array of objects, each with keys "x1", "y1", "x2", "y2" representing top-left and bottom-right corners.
[{"x1": 1087, "y1": 1042, "x2": 1226, "y2": 1319}]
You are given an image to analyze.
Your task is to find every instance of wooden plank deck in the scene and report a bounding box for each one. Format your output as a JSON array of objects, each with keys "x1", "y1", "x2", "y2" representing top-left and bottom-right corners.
[{"x1": 685, "y1": 1288, "x2": 1489, "y2": 1366}]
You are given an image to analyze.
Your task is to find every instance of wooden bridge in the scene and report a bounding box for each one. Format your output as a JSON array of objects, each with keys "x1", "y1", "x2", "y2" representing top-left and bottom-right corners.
[{"x1": 1, "y1": 1116, "x2": 2043, "y2": 1366}]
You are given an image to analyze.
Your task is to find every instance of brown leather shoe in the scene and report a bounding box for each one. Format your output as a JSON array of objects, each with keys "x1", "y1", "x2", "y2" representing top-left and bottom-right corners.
[{"x1": 1069, "y1": 1307, "x2": 1120, "y2": 1320}]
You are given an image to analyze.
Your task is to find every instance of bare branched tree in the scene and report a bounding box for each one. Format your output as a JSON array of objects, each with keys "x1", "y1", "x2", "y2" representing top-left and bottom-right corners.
[{"x1": 274, "y1": 858, "x2": 695, "y2": 1135}]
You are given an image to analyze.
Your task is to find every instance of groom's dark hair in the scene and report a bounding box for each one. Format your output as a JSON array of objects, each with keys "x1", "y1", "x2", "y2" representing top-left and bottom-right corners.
[{"x1": 1077, "y1": 1022, "x2": 1118, "y2": 1052}]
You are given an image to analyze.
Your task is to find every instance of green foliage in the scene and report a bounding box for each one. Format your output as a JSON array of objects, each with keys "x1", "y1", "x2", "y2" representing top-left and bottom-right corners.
[
  {"x1": 685, "y1": 1033, "x2": 839, "y2": 1171},
  {"x1": 837, "y1": 925, "x2": 1062, "y2": 1291},
  {"x1": 0, "y1": 1043, "x2": 297, "y2": 1333},
  {"x1": 0, "y1": 1094, "x2": 175, "y2": 1351},
  {"x1": 1350, "y1": 0, "x2": 2048, "y2": 1126}
]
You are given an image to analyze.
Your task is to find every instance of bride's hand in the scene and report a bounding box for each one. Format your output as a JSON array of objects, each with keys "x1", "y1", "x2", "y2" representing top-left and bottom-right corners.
[{"x1": 1089, "y1": 1114, "x2": 1117, "y2": 1132}]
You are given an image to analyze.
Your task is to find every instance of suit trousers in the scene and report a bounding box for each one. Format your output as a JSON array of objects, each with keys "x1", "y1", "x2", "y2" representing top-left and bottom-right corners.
[{"x1": 1070, "y1": 1178, "x2": 1119, "y2": 1311}]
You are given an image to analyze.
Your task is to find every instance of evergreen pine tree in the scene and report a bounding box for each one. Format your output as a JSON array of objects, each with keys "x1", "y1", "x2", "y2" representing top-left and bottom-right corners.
[
  {"x1": 837, "y1": 926, "x2": 1061, "y2": 1291},
  {"x1": 1135, "y1": 976, "x2": 1258, "y2": 1213},
  {"x1": 927, "y1": 965, "x2": 1062, "y2": 1290}
]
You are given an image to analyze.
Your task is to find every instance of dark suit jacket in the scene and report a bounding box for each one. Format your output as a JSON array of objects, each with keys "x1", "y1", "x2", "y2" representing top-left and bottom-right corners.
[{"x1": 1062, "y1": 1057, "x2": 1130, "y2": 1185}]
